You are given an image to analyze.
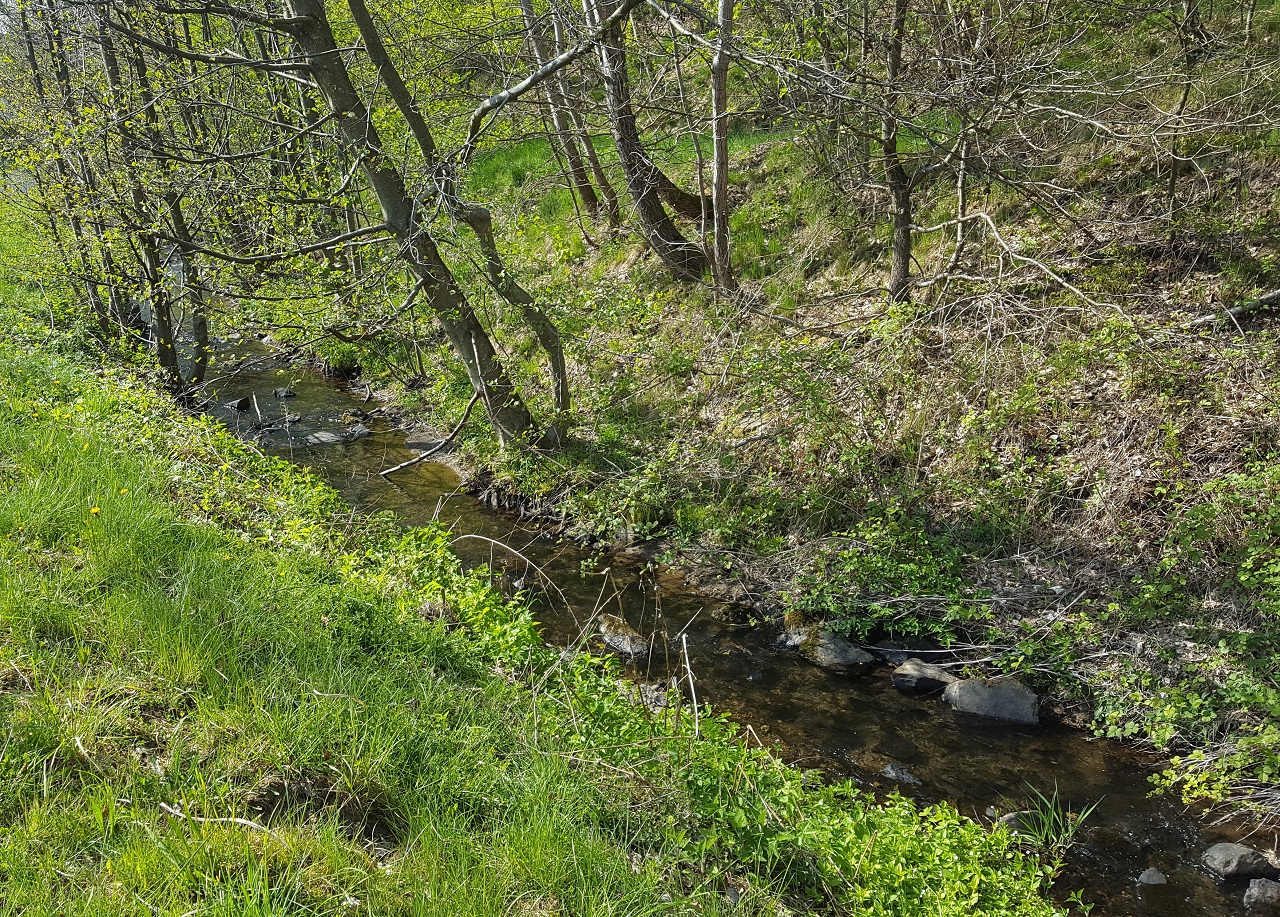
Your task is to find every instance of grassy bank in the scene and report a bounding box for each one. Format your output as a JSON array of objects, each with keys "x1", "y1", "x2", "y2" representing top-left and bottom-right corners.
[{"x1": 0, "y1": 214, "x2": 1064, "y2": 914}]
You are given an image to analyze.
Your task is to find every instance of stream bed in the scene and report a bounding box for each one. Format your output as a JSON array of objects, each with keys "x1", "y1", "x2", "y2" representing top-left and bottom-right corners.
[{"x1": 206, "y1": 344, "x2": 1274, "y2": 917}]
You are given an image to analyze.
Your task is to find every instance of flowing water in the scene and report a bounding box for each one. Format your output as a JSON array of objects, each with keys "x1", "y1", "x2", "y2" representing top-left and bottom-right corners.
[{"x1": 206, "y1": 343, "x2": 1274, "y2": 917}]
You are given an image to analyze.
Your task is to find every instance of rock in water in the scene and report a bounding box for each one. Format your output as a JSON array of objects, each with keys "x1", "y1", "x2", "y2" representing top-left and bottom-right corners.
[
  {"x1": 880, "y1": 761, "x2": 922, "y2": 785},
  {"x1": 224, "y1": 396, "x2": 251, "y2": 411},
  {"x1": 1137, "y1": 867, "x2": 1168, "y2": 885},
  {"x1": 998, "y1": 811, "x2": 1030, "y2": 832},
  {"x1": 1203, "y1": 843, "x2": 1278, "y2": 880},
  {"x1": 891, "y1": 659, "x2": 957, "y2": 695},
  {"x1": 632, "y1": 682, "x2": 671, "y2": 711},
  {"x1": 1245, "y1": 878, "x2": 1280, "y2": 909},
  {"x1": 347, "y1": 423, "x2": 372, "y2": 439},
  {"x1": 272, "y1": 387, "x2": 296, "y2": 398},
  {"x1": 942, "y1": 678, "x2": 1039, "y2": 724},
  {"x1": 599, "y1": 614, "x2": 649, "y2": 657},
  {"x1": 871, "y1": 637, "x2": 942, "y2": 665},
  {"x1": 305, "y1": 430, "x2": 347, "y2": 446},
  {"x1": 784, "y1": 625, "x2": 876, "y2": 674}
]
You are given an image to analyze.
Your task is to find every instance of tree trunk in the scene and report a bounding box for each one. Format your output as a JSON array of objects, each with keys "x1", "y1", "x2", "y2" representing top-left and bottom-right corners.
[
  {"x1": 710, "y1": 0, "x2": 736, "y2": 291},
  {"x1": 519, "y1": 0, "x2": 601, "y2": 219},
  {"x1": 285, "y1": 0, "x2": 536, "y2": 444},
  {"x1": 882, "y1": 0, "x2": 913, "y2": 302},
  {"x1": 588, "y1": 0, "x2": 707, "y2": 280},
  {"x1": 344, "y1": 0, "x2": 568, "y2": 438},
  {"x1": 553, "y1": 8, "x2": 621, "y2": 227}
]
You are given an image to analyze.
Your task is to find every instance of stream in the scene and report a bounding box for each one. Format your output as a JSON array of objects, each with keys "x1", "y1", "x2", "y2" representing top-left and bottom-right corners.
[{"x1": 206, "y1": 343, "x2": 1274, "y2": 917}]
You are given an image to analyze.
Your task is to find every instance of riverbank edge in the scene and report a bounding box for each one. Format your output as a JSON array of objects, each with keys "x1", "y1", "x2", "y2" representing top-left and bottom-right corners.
[{"x1": 382, "y1": 404, "x2": 1280, "y2": 832}]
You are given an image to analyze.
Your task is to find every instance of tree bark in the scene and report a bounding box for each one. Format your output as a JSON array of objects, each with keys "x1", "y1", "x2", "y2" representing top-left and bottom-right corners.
[
  {"x1": 519, "y1": 0, "x2": 601, "y2": 219},
  {"x1": 345, "y1": 0, "x2": 568, "y2": 436},
  {"x1": 883, "y1": 0, "x2": 913, "y2": 302},
  {"x1": 710, "y1": 0, "x2": 736, "y2": 291},
  {"x1": 588, "y1": 0, "x2": 707, "y2": 280},
  {"x1": 284, "y1": 0, "x2": 536, "y2": 444}
]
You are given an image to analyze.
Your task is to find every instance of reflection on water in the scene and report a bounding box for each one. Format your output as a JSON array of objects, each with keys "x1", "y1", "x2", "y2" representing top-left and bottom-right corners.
[{"x1": 206, "y1": 347, "x2": 1270, "y2": 917}]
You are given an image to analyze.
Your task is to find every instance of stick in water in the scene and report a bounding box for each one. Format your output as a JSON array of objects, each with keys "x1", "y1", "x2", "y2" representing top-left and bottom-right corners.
[{"x1": 380, "y1": 392, "x2": 480, "y2": 478}]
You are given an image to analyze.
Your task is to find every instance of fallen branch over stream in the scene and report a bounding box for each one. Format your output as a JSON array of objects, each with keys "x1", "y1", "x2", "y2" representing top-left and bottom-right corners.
[{"x1": 379, "y1": 391, "x2": 480, "y2": 478}]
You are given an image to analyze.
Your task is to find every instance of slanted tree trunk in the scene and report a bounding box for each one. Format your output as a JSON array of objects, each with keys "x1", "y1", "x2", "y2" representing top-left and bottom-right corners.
[
  {"x1": 519, "y1": 0, "x2": 600, "y2": 220},
  {"x1": 552, "y1": 9, "x2": 622, "y2": 229},
  {"x1": 587, "y1": 0, "x2": 707, "y2": 280},
  {"x1": 284, "y1": 0, "x2": 536, "y2": 444},
  {"x1": 552, "y1": 7, "x2": 620, "y2": 227},
  {"x1": 344, "y1": 0, "x2": 568, "y2": 440}
]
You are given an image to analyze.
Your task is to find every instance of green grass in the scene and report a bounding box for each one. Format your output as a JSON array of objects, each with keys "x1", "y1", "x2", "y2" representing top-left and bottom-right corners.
[{"x1": 0, "y1": 335, "x2": 709, "y2": 916}]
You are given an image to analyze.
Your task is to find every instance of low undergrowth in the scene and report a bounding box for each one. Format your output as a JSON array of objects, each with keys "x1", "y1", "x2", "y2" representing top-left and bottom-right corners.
[{"x1": 0, "y1": 218, "x2": 1064, "y2": 913}]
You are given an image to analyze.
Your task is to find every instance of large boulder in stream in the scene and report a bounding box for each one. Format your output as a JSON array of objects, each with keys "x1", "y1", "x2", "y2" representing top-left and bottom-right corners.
[
  {"x1": 872, "y1": 637, "x2": 943, "y2": 665},
  {"x1": 943, "y1": 678, "x2": 1039, "y2": 724},
  {"x1": 1203, "y1": 843, "x2": 1278, "y2": 881},
  {"x1": 891, "y1": 659, "x2": 957, "y2": 695},
  {"x1": 599, "y1": 614, "x2": 649, "y2": 657},
  {"x1": 783, "y1": 626, "x2": 876, "y2": 675}
]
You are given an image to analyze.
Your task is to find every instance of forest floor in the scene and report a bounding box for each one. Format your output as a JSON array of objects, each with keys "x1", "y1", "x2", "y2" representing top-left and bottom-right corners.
[
  {"x1": 371, "y1": 130, "x2": 1280, "y2": 822},
  {"x1": 0, "y1": 210, "x2": 1064, "y2": 915}
]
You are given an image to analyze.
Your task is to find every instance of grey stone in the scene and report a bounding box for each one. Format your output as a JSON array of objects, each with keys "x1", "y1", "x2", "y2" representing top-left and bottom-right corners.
[
  {"x1": 786, "y1": 625, "x2": 876, "y2": 675},
  {"x1": 632, "y1": 682, "x2": 671, "y2": 711},
  {"x1": 225, "y1": 396, "x2": 251, "y2": 412},
  {"x1": 891, "y1": 659, "x2": 957, "y2": 695},
  {"x1": 305, "y1": 430, "x2": 347, "y2": 446},
  {"x1": 998, "y1": 811, "x2": 1030, "y2": 831},
  {"x1": 880, "y1": 761, "x2": 921, "y2": 785},
  {"x1": 347, "y1": 423, "x2": 372, "y2": 439},
  {"x1": 1137, "y1": 867, "x2": 1168, "y2": 885},
  {"x1": 282, "y1": 413, "x2": 302, "y2": 424},
  {"x1": 599, "y1": 614, "x2": 649, "y2": 657},
  {"x1": 1203, "y1": 843, "x2": 1278, "y2": 881},
  {"x1": 272, "y1": 387, "x2": 296, "y2": 398},
  {"x1": 1245, "y1": 878, "x2": 1280, "y2": 909},
  {"x1": 943, "y1": 678, "x2": 1039, "y2": 724}
]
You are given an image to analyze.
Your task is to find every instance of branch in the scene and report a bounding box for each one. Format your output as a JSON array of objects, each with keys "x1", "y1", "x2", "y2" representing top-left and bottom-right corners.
[
  {"x1": 159, "y1": 223, "x2": 391, "y2": 265},
  {"x1": 158, "y1": 802, "x2": 278, "y2": 837},
  {"x1": 380, "y1": 391, "x2": 481, "y2": 478},
  {"x1": 1187, "y1": 288, "x2": 1280, "y2": 328},
  {"x1": 459, "y1": 0, "x2": 645, "y2": 163},
  {"x1": 155, "y1": 2, "x2": 313, "y2": 31},
  {"x1": 104, "y1": 15, "x2": 311, "y2": 75}
]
